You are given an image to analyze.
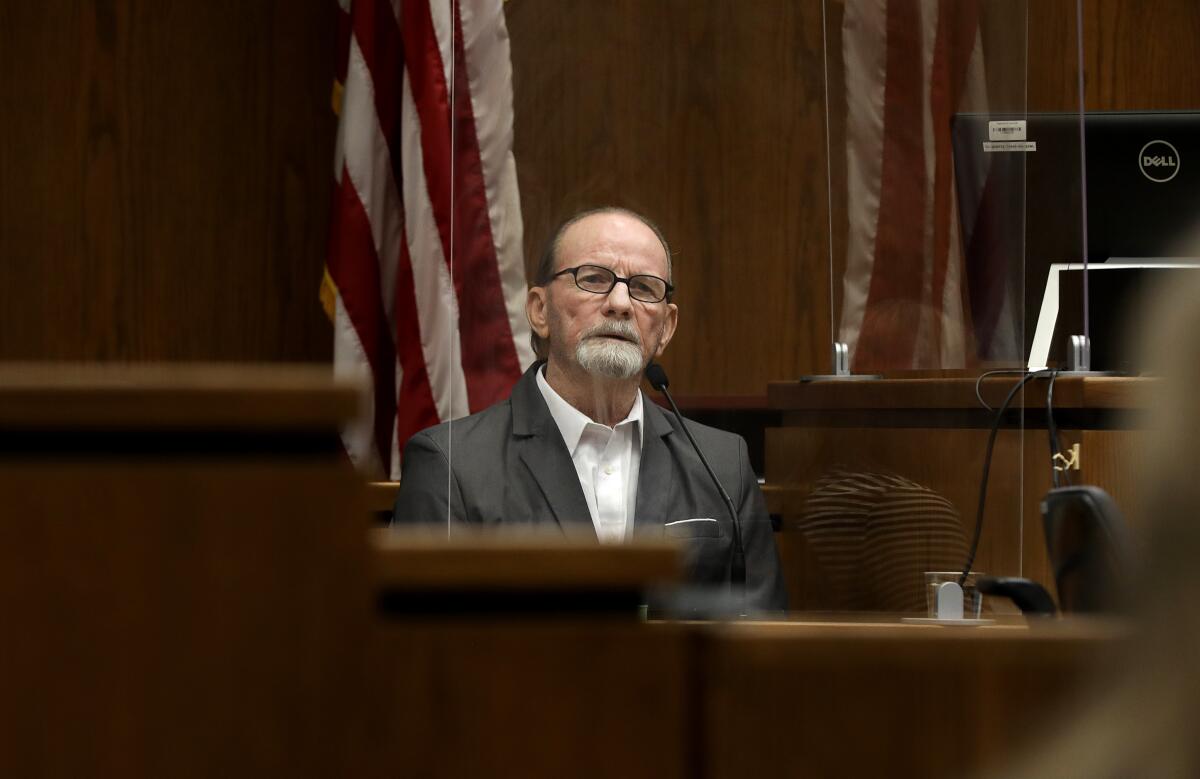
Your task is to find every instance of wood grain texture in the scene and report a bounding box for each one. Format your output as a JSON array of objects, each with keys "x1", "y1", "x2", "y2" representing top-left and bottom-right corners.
[
  {"x1": 3, "y1": 1, "x2": 1198, "y2": 389},
  {"x1": 702, "y1": 620, "x2": 1120, "y2": 779},
  {"x1": 374, "y1": 620, "x2": 693, "y2": 779},
  {"x1": 506, "y1": 0, "x2": 1200, "y2": 395},
  {"x1": 769, "y1": 375, "x2": 1155, "y2": 411},
  {"x1": 0, "y1": 374, "x2": 373, "y2": 777},
  {"x1": 1078, "y1": 428, "x2": 1148, "y2": 527},
  {"x1": 0, "y1": 460, "x2": 374, "y2": 778},
  {"x1": 1029, "y1": 0, "x2": 1200, "y2": 112},
  {"x1": 0, "y1": 362, "x2": 358, "y2": 428},
  {"x1": 0, "y1": 2, "x2": 336, "y2": 362},
  {"x1": 371, "y1": 530, "x2": 680, "y2": 590},
  {"x1": 507, "y1": 0, "x2": 833, "y2": 393}
]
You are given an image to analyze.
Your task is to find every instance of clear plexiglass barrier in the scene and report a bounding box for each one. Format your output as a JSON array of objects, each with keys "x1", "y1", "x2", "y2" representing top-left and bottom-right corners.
[
  {"x1": 796, "y1": 0, "x2": 1077, "y2": 613},
  {"x1": 379, "y1": 0, "x2": 1124, "y2": 617}
]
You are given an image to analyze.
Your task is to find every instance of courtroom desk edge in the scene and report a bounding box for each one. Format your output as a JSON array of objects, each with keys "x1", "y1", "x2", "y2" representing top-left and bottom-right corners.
[
  {"x1": 370, "y1": 527, "x2": 682, "y2": 591},
  {"x1": 368, "y1": 481, "x2": 401, "y2": 513},
  {"x1": 767, "y1": 376, "x2": 1152, "y2": 411},
  {"x1": 0, "y1": 362, "x2": 361, "y2": 429},
  {"x1": 692, "y1": 617, "x2": 1132, "y2": 663}
]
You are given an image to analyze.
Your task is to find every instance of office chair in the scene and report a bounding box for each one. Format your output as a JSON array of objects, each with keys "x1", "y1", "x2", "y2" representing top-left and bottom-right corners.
[{"x1": 978, "y1": 485, "x2": 1131, "y2": 616}]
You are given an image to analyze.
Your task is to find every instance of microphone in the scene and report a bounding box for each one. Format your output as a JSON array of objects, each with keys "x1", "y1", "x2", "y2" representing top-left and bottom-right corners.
[{"x1": 644, "y1": 362, "x2": 747, "y2": 597}]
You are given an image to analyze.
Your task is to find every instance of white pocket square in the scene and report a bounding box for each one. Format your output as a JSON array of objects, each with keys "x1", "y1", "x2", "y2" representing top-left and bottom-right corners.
[{"x1": 663, "y1": 517, "x2": 722, "y2": 538}]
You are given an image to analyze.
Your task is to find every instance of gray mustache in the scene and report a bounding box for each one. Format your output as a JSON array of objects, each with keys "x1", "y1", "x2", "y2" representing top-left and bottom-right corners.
[{"x1": 581, "y1": 321, "x2": 641, "y2": 346}]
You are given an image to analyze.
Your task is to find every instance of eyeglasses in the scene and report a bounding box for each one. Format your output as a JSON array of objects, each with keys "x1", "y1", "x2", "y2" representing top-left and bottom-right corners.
[{"x1": 551, "y1": 264, "x2": 674, "y2": 303}]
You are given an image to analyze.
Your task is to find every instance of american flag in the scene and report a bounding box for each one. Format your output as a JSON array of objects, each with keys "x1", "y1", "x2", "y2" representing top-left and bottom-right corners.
[
  {"x1": 322, "y1": 0, "x2": 534, "y2": 479},
  {"x1": 838, "y1": 0, "x2": 1009, "y2": 371}
]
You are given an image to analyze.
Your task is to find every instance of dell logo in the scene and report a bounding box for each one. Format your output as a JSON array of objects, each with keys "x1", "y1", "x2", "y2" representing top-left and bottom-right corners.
[{"x1": 1139, "y1": 140, "x2": 1181, "y2": 182}]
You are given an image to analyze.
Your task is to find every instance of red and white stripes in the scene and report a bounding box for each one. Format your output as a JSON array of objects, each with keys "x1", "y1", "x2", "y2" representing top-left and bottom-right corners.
[
  {"x1": 324, "y1": 0, "x2": 532, "y2": 479},
  {"x1": 839, "y1": 0, "x2": 987, "y2": 371}
]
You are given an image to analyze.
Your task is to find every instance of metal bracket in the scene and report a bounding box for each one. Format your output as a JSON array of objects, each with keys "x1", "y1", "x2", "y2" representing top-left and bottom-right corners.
[
  {"x1": 832, "y1": 342, "x2": 850, "y2": 377},
  {"x1": 800, "y1": 342, "x2": 881, "y2": 382},
  {"x1": 1068, "y1": 335, "x2": 1091, "y2": 372}
]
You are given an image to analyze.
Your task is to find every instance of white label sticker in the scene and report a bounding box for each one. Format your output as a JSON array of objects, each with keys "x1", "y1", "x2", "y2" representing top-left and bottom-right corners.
[
  {"x1": 989, "y1": 120, "x2": 1027, "y2": 141},
  {"x1": 983, "y1": 141, "x2": 1037, "y2": 152}
]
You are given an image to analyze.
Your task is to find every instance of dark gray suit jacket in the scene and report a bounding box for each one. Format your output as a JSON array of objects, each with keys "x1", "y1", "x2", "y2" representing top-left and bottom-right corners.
[{"x1": 392, "y1": 363, "x2": 787, "y2": 612}]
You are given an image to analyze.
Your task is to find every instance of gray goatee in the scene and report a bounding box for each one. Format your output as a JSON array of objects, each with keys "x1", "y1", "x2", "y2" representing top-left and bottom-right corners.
[{"x1": 575, "y1": 320, "x2": 644, "y2": 379}]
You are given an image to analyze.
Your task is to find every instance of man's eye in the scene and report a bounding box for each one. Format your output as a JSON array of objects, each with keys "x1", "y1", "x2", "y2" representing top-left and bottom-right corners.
[{"x1": 578, "y1": 270, "x2": 610, "y2": 285}]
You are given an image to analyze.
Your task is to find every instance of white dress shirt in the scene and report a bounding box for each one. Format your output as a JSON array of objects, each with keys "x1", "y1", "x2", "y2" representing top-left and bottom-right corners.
[{"x1": 536, "y1": 366, "x2": 643, "y2": 543}]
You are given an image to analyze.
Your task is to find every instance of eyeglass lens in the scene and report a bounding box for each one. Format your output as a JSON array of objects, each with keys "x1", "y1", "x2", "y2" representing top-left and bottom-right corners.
[{"x1": 574, "y1": 265, "x2": 667, "y2": 302}]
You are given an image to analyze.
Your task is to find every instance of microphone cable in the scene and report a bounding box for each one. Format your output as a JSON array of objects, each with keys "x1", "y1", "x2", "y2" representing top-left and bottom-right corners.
[
  {"x1": 961, "y1": 369, "x2": 1051, "y2": 586},
  {"x1": 973, "y1": 368, "x2": 1030, "y2": 412},
  {"x1": 644, "y1": 363, "x2": 747, "y2": 596},
  {"x1": 1045, "y1": 369, "x2": 1072, "y2": 488},
  {"x1": 977, "y1": 368, "x2": 1070, "y2": 487}
]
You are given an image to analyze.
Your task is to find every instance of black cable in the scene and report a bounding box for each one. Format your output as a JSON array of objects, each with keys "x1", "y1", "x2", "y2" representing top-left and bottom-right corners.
[
  {"x1": 960, "y1": 370, "x2": 1046, "y2": 586},
  {"x1": 644, "y1": 363, "x2": 746, "y2": 598},
  {"x1": 973, "y1": 368, "x2": 1029, "y2": 412},
  {"x1": 1046, "y1": 369, "x2": 1065, "y2": 488}
]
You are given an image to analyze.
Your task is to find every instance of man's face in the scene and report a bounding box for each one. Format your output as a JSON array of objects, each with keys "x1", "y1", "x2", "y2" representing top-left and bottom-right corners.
[{"x1": 527, "y1": 212, "x2": 678, "y2": 381}]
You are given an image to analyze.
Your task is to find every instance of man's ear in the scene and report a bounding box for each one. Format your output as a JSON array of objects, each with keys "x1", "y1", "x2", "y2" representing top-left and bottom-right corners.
[
  {"x1": 654, "y1": 302, "x2": 679, "y2": 357},
  {"x1": 526, "y1": 286, "x2": 551, "y2": 340}
]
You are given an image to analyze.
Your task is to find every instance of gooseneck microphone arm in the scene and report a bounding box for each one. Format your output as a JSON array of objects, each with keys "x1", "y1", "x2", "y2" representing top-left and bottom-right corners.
[{"x1": 644, "y1": 362, "x2": 747, "y2": 595}]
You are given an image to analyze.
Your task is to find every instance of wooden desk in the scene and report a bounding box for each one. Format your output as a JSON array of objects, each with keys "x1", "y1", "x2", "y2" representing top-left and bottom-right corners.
[
  {"x1": 0, "y1": 366, "x2": 1122, "y2": 778},
  {"x1": 0, "y1": 364, "x2": 372, "y2": 778},
  {"x1": 370, "y1": 534, "x2": 691, "y2": 779},
  {"x1": 767, "y1": 375, "x2": 1149, "y2": 412},
  {"x1": 369, "y1": 538, "x2": 1121, "y2": 779},
  {"x1": 765, "y1": 376, "x2": 1151, "y2": 610},
  {"x1": 700, "y1": 618, "x2": 1124, "y2": 779}
]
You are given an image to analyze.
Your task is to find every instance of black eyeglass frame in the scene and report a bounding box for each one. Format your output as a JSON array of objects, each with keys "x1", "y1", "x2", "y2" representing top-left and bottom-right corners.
[{"x1": 550, "y1": 264, "x2": 675, "y2": 303}]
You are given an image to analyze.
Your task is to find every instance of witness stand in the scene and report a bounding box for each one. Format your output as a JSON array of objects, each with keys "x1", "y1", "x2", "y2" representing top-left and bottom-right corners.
[{"x1": 0, "y1": 365, "x2": 1123, "y2": 778}]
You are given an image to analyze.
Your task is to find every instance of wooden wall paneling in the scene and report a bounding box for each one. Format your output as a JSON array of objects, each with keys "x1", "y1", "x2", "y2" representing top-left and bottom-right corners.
[
  {"x1": 4, "y1": 0, "x2": 1198, "y2": 375},
  {"x1": 1083, "y1": 0, "x2": 1200, "y2": 111},
  {"x1": 0, "y1": 2, "x2": 336, "y2": 362},
  {"x1": 1020, "y1": 429, "x2": 1074, "y2": 599},
  {"x1": 1076, "y1": 430, "x2": 1147, "y2": 528},
  {"x1": 507, "y1": 0, "x2": 833, "y2": 394},
  {"x1": 1028, "y1": 0, "x2": 1200, "y2": 112},
  {"x1": 977, "y1": 2, "x2": 1033, "y2": 114},
  {"x1": 1026, "y1": 0, "x2": 1082, "y2": 112}
]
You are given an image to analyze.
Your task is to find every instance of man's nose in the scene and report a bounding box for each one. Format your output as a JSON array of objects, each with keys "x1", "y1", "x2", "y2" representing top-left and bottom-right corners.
[{"x1": 603, "y1": 279, "x2": 634, "y2": 315}]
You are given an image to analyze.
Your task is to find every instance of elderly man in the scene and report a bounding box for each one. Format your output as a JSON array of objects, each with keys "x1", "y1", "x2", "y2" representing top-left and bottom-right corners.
[{"x1": 393, "y1": 207, "x2": 786, "y2": 611}]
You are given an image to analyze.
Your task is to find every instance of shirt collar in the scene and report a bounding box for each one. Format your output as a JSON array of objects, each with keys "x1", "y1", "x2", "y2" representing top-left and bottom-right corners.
[{"x1": 535, "y1": 364, "x2": 644, "y2": 453}]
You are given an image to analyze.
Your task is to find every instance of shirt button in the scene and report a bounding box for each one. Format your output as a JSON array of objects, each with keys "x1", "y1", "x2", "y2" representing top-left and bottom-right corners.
[{"x1": 604, "y1": 466, "x2": 613, "y2": 475}]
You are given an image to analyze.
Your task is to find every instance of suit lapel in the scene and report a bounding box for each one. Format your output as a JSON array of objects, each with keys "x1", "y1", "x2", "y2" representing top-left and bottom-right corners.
[
  {"x1": 511, "y1": 364, "x2": 596, "y2": 539},
  {"x1": 634, "y1": 397, "x2": 676, "y2": 537}
]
